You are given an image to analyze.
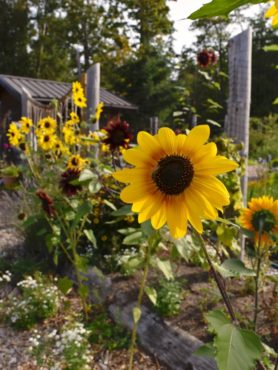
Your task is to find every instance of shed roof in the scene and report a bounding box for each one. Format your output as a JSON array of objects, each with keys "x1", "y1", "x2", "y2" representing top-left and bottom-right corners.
[{"x1": 0, "y1": 74, "x2": 137, "y2": 110}]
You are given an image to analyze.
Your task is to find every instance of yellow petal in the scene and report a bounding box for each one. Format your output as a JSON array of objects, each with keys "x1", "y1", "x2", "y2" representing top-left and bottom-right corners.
[
  {"x1": 272, "y1": 11, "x2": 278, "y2": 25},
  {"x1": 191, "y1": 142, "x2": 217, "y2": 164},
  {"x1": 194, "y1": 156, "x2": 238, "y2": 175},
  {"x1": 176, "y1": 134, "x2": 187, "y2": 154},
  {"x1": 186, "y1": 187, "x2": 218, "y2": 220},
  {"x1": 192, "y1": 176, "x2": 230, "y2": 209},
  {"x1": 166, "y1": 196, "x2": 188, "y2": 239},
  {"x1": 137, "y1": 131, "x2": 162, "y2": 159},
  {"x1": 184, "y1": 193, "x2": 203, "y2": 233},
  {"x1": 183, "y1": 125, "x2": 210, "y2": 155},
  {"x1": 123, "y1": 147, "x2": 156, "y2": 167},
  {"x1": 265, "y1": 3, "x2": 277, "y2": 18},
  {"x1": 120, "y1": 183, "x2": 155, "y2": 203},
  {"x1": 137, "y1": 192, "x2": 165, "y2": 223},
  {"x1": 156, "y1": 127, "x2": 176, "y2": 154},
  {"x1": 113, "y1": 168, "x2": 150, "y2": 184},
  {"x1": 151, "y1": 205, "x2": 167, "y2": 229}
]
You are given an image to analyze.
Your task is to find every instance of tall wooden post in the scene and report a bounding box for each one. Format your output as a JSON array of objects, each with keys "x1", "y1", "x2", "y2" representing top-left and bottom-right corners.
[
  {"x1": 149, "y1": 116, "x2": 159, "y2": 134},
  {"x1": 225, "y1": 28, "x2": 252, "y2": 259},
  {"x1": 86, "y1": 63, "x2": 100, "y2": 130}
]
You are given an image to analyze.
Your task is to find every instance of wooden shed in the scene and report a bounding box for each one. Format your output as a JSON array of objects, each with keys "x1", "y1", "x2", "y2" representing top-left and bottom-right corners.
[{"x1": 0, "y1": 74, "x2": 137, "y2": 134}]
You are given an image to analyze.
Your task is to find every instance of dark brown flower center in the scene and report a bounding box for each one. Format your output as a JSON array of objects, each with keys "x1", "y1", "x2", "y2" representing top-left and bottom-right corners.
[
  {"x1": 152, "y1": 155, "x2": 194, "y2": 195},
  {"x1": 44, "y1": 135, "x2": 50, "y2": 142},
  {"x1": 111, "y1": 129, "x2": 125, "y2": 145},
  {"x1": 44, "y1": 121, "x2": 50, "y2": 128},
  {"x1": 251, "y1": 210, "x2": 276, "y2": 233},
  {"x1": 71, "y1": 157, "x2": 79, "y2": 166}
]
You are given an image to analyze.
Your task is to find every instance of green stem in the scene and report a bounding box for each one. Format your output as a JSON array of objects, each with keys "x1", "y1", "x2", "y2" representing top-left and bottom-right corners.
[
  {"x1": 194, "y1": 231, "x2": 237, "y2": 324},
  {"x1": 253, "y1": 225, "x2": 263, "y2": 332},
  {"x1": 128, "y1": 239, "x2": 153, "y2": 370}
]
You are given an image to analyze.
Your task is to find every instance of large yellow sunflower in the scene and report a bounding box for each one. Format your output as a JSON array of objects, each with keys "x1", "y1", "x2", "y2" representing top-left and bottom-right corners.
[
  {"x1": 265, "y1": 0, "x2": 278, "y2": 26},
  {"x1": 240, "y1": 196, "x2": 278, "y2": 247},
  {"x1": 113, "y1": 125, "x2": 238, "y2": 239}
]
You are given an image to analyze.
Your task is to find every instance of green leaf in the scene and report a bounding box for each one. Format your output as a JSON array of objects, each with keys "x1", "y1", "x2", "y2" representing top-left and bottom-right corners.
[
  {"x1": 155, "y1": 258, "x2": 174, "y2": 280},
  {"x1": 72, "y1": 201, "x2": 92, "y2": 229},
  {"x1": 263, "y1": 44, "x2": 278, "y2": 52},
  {"x1": 219, "y1": 258, "x2": 255, "y2": 278},
  {"x1": 141, "y1": 220, "x2": 156, "y2": 237},
  {"x1": 78, "y1": 284, "x2": 89, "y2": 299},
  {"x1": 207, "y1": 310, "x2": 230, "y2": 333},
  {"x1": 103, "y1": 199, "x2": 117, "y2": 211},
  {"x1": 88, "y1": 180, "x2": 101, "y2": 194},
  {"x1": 123, "y1": 231, "x2": 144, "y2": 245},
  {"x1": 133, "y1": 307, "x2": 141, "y2": 324},
  {"x1": 112, "y1": 205, "x2": 133, "y2": 217},
  {"x1": 84, "y1": 229, "x2": 97, "y2": 248},
  {"x1": 145, "y1": 286, "x2": 157, "y2": 305},
  {"x1": 215, "y1": 325, "x2": 263, "y2": 370},
  {"x1": 117, "y1": 227, "x2": 139, "y2": 235},
  {"x1": 58, "y1": 277, "x2": 73, "y2": 294},
  {"x1": 194, "y1": 343, "x2": 215, "y2": 358},
  {"x1": 79, "y1": 169, "x2": 96, "y2": 182},
  {"x1": 207, "y1": 119, "x2": 221, "y2": 127},
  {"x1": 216, "y1": 217, "x2": 240, "y2": 229},
  {"x1": 189, "y1": 0, "x2": 267, "y2": 19},
  {"x1": 273, "y1": 97, "x2": 278, "y2": 105}
]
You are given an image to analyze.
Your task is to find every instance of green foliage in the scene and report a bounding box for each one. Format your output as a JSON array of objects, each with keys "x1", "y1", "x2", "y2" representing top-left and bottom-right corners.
[
  {"x1": 248, "y1": 171, "x2": 278, "y2": 199},
  {"x1": 151, "y1": 278, "x2": 184, "y2": 317},
  {"x1": 189, "y1": 0, "x2": 267, "y2": 19},
  {"x1": 198, "y1": 310, "x2": 263, "y2": 370},
  {"x1": 249, "y1": 115, "x2": 278, "y2": 160},
  {"x1": 87, "y1": 311, "x2": 130, "y2": 350},
  {"x1": 0, "y1": 273, "x2": 61, "y2": 329},
  {"x1": 218, "y1": 258, "x2": 255, "y2": 278}
]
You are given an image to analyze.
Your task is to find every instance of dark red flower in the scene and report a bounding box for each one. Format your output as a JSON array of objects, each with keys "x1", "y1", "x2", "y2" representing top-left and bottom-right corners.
[
  {"x1": 59, "y1": 169, "x2": 81, "y2": 196},
  {"x1": 103, "y1": 116, "x2": 132, "y2": 151},
  {"x1": 208, "y1": 49, "x2": 218, "y2": 65},
  {"x1": 197, "y1": 50, "x2": 211, "y2": 68},
  {"x1": 36, "y1": 190, "x2": 55, "y2": 217}
]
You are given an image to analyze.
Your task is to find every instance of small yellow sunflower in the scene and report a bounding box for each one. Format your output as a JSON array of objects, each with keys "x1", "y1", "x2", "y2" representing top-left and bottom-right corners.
[
  {"x1": 53, "y1": 139, "x2": 69, "y2": 157},
  {"x1": 265, "y1": 0, "x2": 278, "y2": 26},
  {"x1": 37, "y1": 117, "x2": 57, "y2": 134},
  {"x1": 73, "y1": 93, "x2": 87, "y2": 108},
  {"x1": 240, "y1": 196, "x2": 278, "y2": 247},
  {"x1": 95, "y1": 102, "x2": 104, "y2": 121},
  {"x1": 113, "y1": 125, "x2": 238, "y2": 239},
  {"x1": 72, "y1": 81, "x2": 83, "y2": 96},
  {"x1": 19, "y1": 117, "x2": 33, "y2": 135},
  {"x1": 38, "y1": 133, "x2": 56, "y2": 151},
  {"x1": 67, "y1": 154, "x2": 87, "y2": 171},
  {"x1": 7, "y1": 123, "x2": 22, "y2": 146},
  {"x1": 70, "y1": 112, "x2": 80, "y2": 124}
]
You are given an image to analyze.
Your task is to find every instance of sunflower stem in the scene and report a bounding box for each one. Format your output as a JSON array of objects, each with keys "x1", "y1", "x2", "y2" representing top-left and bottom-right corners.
[
  {"x1": 194, "y1": 231, "x2": 237, "y2": 324},
  {"x1": 128, "y1": 236, "x2": 154, "y2": 370},
  {"x1": 253, "y1": 221, "x2": 263, "y2": 332}
]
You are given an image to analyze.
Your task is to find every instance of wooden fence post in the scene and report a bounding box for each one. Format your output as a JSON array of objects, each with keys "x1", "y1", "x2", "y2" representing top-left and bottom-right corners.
[
  {"x1": 225, "y1": 28, "x2": 252, "y2": 259},
  {"x1": 86, "y1": 63, "x2": 100, "y2": 130}
]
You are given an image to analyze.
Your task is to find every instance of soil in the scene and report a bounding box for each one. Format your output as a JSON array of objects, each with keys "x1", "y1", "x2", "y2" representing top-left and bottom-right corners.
[{"x1": 0, "y1": 190, "x2": 277, "y2": 369}]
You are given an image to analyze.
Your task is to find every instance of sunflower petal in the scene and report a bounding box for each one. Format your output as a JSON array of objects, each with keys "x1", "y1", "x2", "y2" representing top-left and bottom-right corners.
[
  {"x1": 123, "y1": 148, "x2": 156, "y2": 167},
  {"x1": 113, "y1": 168, "x2": 150, "y2": 183},
  {"x1": 194, "y1": 156, "x2": 238, "y2": 175},
  {"x1": 137, "y1": 131, "x2": 162, "y2": 158},
  {"x1": 184, "y1": 125, "x2": 210, "y2": 154},
  {"x1": 156, "y1": 127, "x2": 176, "y2": 154},
  {"x1": 151, "y1": 206, "x2": 167, "y2": 229},
  {"x1": 166, "y1": 196, "x2": 188, "y2": 239},
  {"x1": 265, "y1": 4, "x2": 277, "y2": 18}
]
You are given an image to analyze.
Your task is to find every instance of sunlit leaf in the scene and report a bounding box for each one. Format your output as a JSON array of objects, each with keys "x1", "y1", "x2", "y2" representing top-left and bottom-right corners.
[
  {"x1": 194, "y1": 342, "x2": 215, "y2": 358},
  {"x1": 155, "y1": 258, "x2": 174, "y2": 280},
  {"x1": 123, "y1": 231, "x2": 143, "y2": 245},
  {"x1": 145, "y1": 286, "x2": 157, "y2": 305},
  {"x1": 263, "y1": 44, "x2": 278, "y2": 52},
  {"x1": 133, "y1": 307, "x2": 141, "y2": 324},
  {"x1": 84, "y1": 229, "x2": 97, "y2": 248},
  {"x1": 189, "y1": 0, "x2": 267, "y2": 20},
  {"x1": 218, "y1": 258, "x2": 255, "y2": 277}
]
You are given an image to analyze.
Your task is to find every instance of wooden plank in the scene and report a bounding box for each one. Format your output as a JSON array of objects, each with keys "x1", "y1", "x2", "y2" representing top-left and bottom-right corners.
[{"x1": 86, "y1": 63, "x2": 100, "y2": 130}]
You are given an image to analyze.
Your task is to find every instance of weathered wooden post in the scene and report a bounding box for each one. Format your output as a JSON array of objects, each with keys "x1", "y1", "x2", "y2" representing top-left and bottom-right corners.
[
  {"x1": 150, "y1": 116, "x2": 159, "y2": 134},
  {"x1": 225, "y1": 28, "x2": 252, "y2": 259},
  {"x1": 86, "y1": 63, "x2": 100, "y2": 130}
]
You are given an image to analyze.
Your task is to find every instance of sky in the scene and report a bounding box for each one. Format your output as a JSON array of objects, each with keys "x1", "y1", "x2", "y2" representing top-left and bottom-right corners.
[{"x1": 167, "y1": 0, "x2": 263, "y2": 53}]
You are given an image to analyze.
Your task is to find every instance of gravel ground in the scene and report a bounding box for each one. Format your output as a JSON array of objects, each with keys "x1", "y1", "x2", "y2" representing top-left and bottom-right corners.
[{"x1": 0, "y1": 191, "x2": 24, "y2": 259}]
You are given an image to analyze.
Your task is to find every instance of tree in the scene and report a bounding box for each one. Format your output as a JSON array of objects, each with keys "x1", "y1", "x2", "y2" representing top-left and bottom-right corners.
[{"x1": 0, "y1": 0, "x2": 31, "y2": 76}]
